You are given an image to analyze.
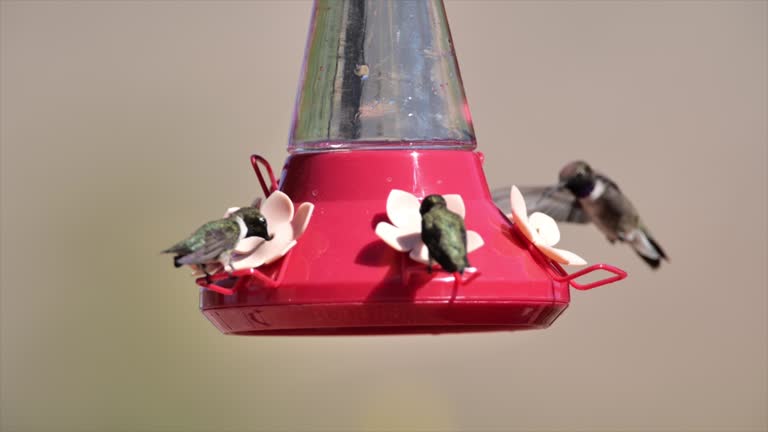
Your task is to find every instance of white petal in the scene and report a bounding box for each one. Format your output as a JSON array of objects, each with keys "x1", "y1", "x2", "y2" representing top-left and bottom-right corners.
[
  {"x1": 386, "y1": 189, "x2": 421, "y2": 232},
  {"x1": 292, "y1": 202, "x2": 314, "y2": 239},
  {"x1": 375, "y1": 222, "x2": 420, "y2": 252},
  {"x1": 261, "y1": 191, "x2": 294, "y2": 225},
  {"x1": 223, "y1": 207, "x2": 240, "y2": 218},
  {"x1": 510, "y1": 186, "x2": 528, "y2": 220},
  {"x1": 443, "y1": 194, "x2": 466, "y2": 219},
  {"x1": 408, "y1": 241, "x2": 430, "y2": 265},
  {"x1": 466, "y1": 230, "x2": 484, "y2": 253},
  {"x1": 231, "y1": 253, "x2": 265, "y2": 271},
  {"x1": 263, "y1": 240, "x2": 297, "y2": 265},
  {"x1": 233, "y1": 236, "x2": 265, "y2": 254},
  {"x1": 512, "y1": 214, "x2": 536, "y2": 244},
  {"x1": 537, "y1": 243, "x2": 587, "y2": 266},
  {"x1": 509, "y1": 186, "x2": 535, "y2": 242},
  {"x1": 529, "y1": 212, "x2": 561, "y2": 246}
]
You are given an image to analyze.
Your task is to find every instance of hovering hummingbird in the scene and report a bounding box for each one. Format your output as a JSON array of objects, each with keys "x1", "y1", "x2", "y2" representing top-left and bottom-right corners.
[
  {"x1": 162, "y1": 206, "x2": 273, "y2": 275},
  {"x1": 492, "y1": 160, "x2": 667, "y2": 269},
  {"x1": 420, "y1": 194, "x2": 470, "y2": 274}
]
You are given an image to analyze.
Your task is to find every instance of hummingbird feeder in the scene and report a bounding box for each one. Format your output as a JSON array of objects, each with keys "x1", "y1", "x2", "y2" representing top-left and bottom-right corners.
[{"x1": 197, "y1": 0, "x2": 627, "y2": 335}]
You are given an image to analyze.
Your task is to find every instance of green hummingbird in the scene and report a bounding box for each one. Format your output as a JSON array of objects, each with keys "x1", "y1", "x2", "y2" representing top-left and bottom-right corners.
[
  {"x1": 420, "y1": 194, "x2": 470, "y2": 274},
  {"x1": 162, "y1": 207, "x2": 273, "y2": 274}
]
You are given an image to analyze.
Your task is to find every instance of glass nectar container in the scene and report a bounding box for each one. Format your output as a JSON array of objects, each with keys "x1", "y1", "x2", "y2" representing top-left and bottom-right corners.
[{"x1": 289, "y1": 0, "x2": 474, "y2": 152}]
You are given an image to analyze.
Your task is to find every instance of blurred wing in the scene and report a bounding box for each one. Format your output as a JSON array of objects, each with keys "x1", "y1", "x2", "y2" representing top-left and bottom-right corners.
[
  {"x1": 595, "y1": 172, "x2": 620, "y2": 192},
  {"x1": 491, "y1": 185, "x2": 590, "y2": 224},
  {"x1": 490, "y1": 187, "x2": 513, "y2": 213},
  {"x1": 175, "y1": 227, "x2": 238, "y2": 266}
]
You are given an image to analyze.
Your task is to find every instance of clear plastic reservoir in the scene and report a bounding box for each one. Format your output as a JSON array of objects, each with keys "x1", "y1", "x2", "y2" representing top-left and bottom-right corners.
[{"x1": 289, "y1": 0, "x2": 476, "y2": 152}]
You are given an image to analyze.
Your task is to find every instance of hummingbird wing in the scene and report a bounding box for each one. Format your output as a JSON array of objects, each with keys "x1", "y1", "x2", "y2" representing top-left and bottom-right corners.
[
  {"x1": 174, "y1": 222, "x2": 240, "y2": 266},
  {"x1": 595, "y1": 172, "x2": 621, "y2": 192},
  {"x1": 162, "y1": 240, "x2": 193, "y2": 255},
  {"x1": 491, "y1": 186, "x2": 589, "y2": 224},
  {"x1": 421, "y1": 209, "x2": 469, "y2": 273}
]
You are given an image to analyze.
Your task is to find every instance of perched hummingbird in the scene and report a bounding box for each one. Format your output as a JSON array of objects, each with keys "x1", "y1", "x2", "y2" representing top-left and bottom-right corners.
[
  {"x1": 162, "y1": 207, "x2": 273, "y2": 274},
  {"x1": 492, "y1": 160, "x2": 668, "y2": 269},
  {"x1": 420, "y1": 194, "x2": 470, "y2": 274}
]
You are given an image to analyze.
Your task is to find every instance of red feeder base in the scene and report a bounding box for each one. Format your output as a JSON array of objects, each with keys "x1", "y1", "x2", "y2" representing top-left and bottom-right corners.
[{"x1": 199, "y1": 150, "x2": 625, "y2": 335}]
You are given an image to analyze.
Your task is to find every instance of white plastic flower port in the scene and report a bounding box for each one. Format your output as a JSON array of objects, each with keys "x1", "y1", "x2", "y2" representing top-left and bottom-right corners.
[{"x1": 508, "y1": 185, "x2": 586, "y2": 266}]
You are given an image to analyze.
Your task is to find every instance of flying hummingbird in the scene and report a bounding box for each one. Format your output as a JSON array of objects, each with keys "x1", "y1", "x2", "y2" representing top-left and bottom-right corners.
[
  {"x1": 492, "y1": 161, "x2": 668, "y2": 269},
  {"x1": 420, "y1": 194, "x2": 470, "y2": 274},
  {"x1": 162, "y1": 207, "x2": 273, "y2": 275}
]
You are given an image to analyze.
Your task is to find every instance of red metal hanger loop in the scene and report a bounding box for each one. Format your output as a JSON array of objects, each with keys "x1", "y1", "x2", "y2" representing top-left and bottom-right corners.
[
  {"x1": 553, "y1": 262, "x2": 627, "y2": 291},
  {"x1": 250, "y1": 154, "x2": 278, "y2": 197}
]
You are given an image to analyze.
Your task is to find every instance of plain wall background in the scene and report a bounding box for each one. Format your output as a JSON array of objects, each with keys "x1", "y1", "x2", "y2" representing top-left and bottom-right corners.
[{"x1": 1, "y1": 1, "x2": 766, "y2": 431}]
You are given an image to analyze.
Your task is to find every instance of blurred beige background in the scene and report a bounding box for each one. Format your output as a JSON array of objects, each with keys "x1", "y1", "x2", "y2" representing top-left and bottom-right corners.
[{"x1": 1, "y1": 1, "x2": 766, "y2": 431}]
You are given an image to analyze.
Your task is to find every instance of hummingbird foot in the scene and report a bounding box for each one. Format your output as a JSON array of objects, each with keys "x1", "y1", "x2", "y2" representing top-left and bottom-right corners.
[
  {"x1": 223, "y1": 252, "x2": 236, "y2": 274},
  {"x1": 450, "y1": 272, "x2": 462, "y2": 303}
]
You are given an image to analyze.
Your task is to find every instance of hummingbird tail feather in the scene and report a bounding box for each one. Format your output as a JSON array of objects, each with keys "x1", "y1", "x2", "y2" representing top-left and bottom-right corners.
[
  {"x1": 646, "y1": 232, "x2": 667, "y2": 261},
  {"x1": 636, "y1": 252, "x2": 662, "y2": 269},
  {"x1": 631, "y1": 228, "x2": 667, "y2": 269},
  {"x1": 162, "y1": 242, "x2": 187, "y2": 254}
]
